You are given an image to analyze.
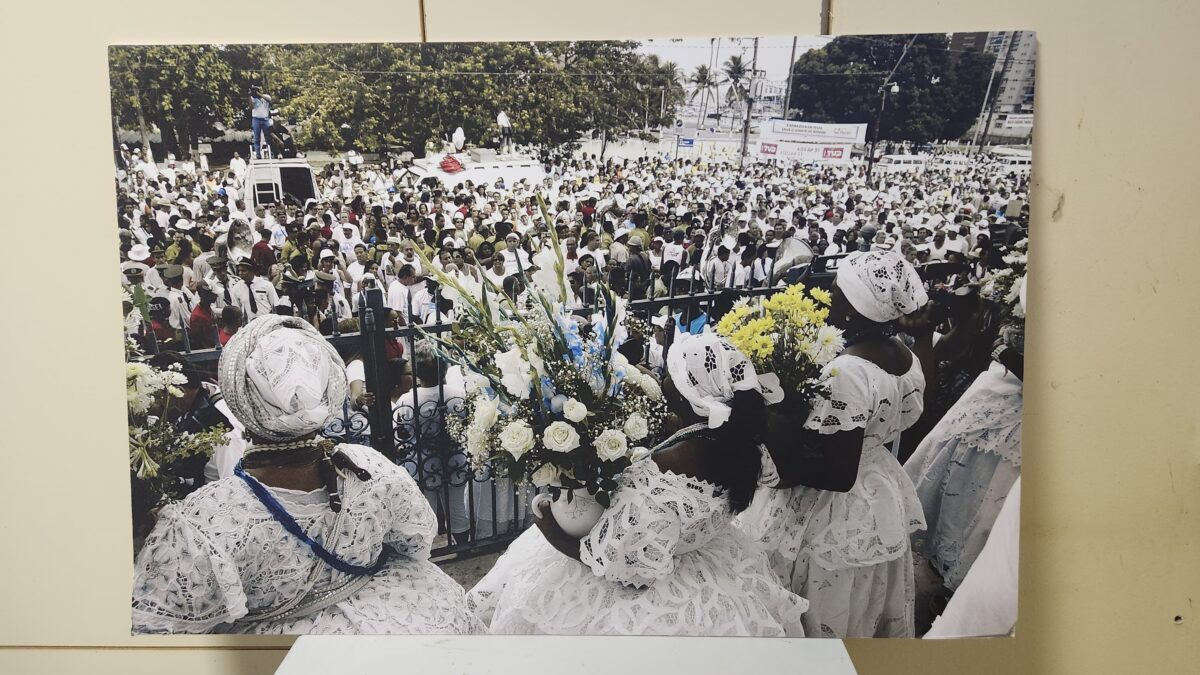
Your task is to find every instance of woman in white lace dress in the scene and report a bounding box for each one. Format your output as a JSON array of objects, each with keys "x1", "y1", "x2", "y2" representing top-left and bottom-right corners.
[
  {"x1": 131, "y1": 315, "x2": 478, "y2": 634},
  {"x1": 739, "y1": 250, "x2": 934, "y2": 638},
  {"x1": 466, "y1": 332, "x2": 808, "y2": 636},
  {"x1": 905, "y1": 293, "x2": 1025, "y2": 591}
]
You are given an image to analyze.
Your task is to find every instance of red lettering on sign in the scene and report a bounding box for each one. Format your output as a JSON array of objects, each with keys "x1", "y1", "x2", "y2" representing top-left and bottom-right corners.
[
  {"x1": 761, "y1": 143, "x2": 777, "y2": 155},
  {"x1": 822, "y1": 147, "x2": 844, "y2": 159}
]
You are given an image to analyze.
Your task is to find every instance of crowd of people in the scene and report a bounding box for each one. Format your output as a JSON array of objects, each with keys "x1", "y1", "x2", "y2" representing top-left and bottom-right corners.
[{"x1": 120, "y1": 141, "x2": 1029, "y2": 639}]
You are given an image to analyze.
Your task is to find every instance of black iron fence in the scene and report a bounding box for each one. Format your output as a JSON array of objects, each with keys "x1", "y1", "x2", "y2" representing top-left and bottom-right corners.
[{"x1": 163, "y1": 255, "x2": 846, "y2": 560}]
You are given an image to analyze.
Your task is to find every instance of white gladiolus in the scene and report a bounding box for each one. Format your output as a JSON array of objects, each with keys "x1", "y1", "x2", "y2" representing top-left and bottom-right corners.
[
  {"x1": 498, "y1": 420, "x2": 536, "y2": 459},
  {"x1": 465, "y1": 371, "x2": 490, "y2": 395},
  {"x1": 623, "y1": 413, "x2": 649, "y2": 441},
  {"x1": 542, "y1": 421, "x2": 581, "y2": 453},
  {"x1": 594, "y1": 429, "x2": 629, "y2": 462},
  {"x1": 562, "y1": 398, "x2": 588, "y2": 423},
  {"x1": 495, "y1": 347, "x2": 533, "y2": 398}
]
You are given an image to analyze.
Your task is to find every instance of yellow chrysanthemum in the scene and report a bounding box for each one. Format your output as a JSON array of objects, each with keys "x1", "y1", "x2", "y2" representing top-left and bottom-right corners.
[{"x1": 810, "y1": 288, "x2": 832, "y2": 305}]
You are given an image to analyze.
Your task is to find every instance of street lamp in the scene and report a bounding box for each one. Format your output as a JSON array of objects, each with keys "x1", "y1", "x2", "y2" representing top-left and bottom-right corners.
[{"x1": 865, "y1": 82, "x2": 900, "y2": 183}]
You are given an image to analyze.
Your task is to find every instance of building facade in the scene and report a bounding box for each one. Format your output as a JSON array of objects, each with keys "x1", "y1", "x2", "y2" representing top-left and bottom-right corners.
[{"x1": 983, "y1": 31, "x2": 1037, "y2": 114}]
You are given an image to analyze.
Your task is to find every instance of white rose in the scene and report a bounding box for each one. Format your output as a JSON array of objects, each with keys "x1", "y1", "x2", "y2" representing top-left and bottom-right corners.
[
  {"x1": 495, "y1": 347, "x2": 533, "y2": 398},
  {"x1": 637, "y1": 376, "x2": 663, "y2": 400},
  {"x1": 472, "y1": 396, "x2": 500, "y2": 430},
  {"x1": 542, "y1": 421, "x2": 581, "y2": 453},
  {"x1": 594, "y1": 429, "x2": 629, "y2": 462},
  {"x1": 498, "y1": 420, "x2": 536, "y2": 459},
  {"x1": 629, "y1": 446, "x2": 651, "y2": 463},
  {"x1": 622, "y1": 413, "x2": 649, "y2": 441},
  {"x1": 531, "y1": 463, "x2": 559, "y2": 487},
  {"x1": 562, "y1": 398, "x2": 588, "y2": 423}
]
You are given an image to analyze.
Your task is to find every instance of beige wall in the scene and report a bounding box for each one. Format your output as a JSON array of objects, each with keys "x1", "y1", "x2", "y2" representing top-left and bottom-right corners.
[{"x1": 1, "y1": 0, "x2": 1196, "y2": 672}]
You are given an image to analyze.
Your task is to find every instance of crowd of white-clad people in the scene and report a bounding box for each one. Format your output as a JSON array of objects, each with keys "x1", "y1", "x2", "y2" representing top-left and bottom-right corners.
[{"x1": 122, "y1": 143, "x2": 1029, "y2": 639}]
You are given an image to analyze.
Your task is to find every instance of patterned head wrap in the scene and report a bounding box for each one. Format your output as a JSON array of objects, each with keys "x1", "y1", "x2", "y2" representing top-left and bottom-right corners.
[
  {"x1": 218, "y1": 315, "x2": 348, "y2": 442},
  {"x1": 835, "y1": 250, "x2": 929, "y2": 323},
  {"x1": 666, "y1": 330, "x2": 762, "y2": 429}
]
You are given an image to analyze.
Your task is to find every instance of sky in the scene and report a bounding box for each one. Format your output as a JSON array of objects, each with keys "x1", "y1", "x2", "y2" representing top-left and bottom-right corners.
[{"x1": 636, "y1": 36, "x2": 833, "y2": 85}]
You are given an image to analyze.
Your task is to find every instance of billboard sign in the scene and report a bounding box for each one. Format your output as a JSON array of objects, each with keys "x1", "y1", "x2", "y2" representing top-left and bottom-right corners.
[
  {"x1": 756, "y1": 141, "x2": 853, "y2": 164},
  {"x1": 762, "y1": 119, "x2": 868, "y2": 144}
]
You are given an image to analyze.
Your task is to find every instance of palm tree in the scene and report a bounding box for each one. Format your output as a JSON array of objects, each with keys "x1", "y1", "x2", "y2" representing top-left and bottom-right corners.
[
  {"x1": 688, "y1": 65, "x2": 721, "y2": 127},
  {"x1": 722, "y1": 54, "x2": 751, "y2": 132}
]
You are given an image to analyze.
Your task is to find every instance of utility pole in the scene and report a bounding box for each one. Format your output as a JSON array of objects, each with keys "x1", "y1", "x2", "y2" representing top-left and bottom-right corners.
[
  {"x1": 979, "y1": 32, "x2": 1020, "y2": 153},
  {"x1": 783, "y1": 36, "x2": 798, "y2": 120},
  {"x1": 739, "y1": 37, "x2": 759, "y2": 169},
  {"x1": 970, "y1": 62, "x2": 999, "y2": 150},
  {"x1": 865, "y1": 34, "x2": 918, "y2": 184}
]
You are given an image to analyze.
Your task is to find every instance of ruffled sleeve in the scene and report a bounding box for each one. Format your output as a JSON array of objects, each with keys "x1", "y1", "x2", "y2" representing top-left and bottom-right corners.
[
  {"x1": 344, "y1": 445, "x2": 438, "y2": 560},
  {"x1": 579, "y1": 461, "x2": 682, "y2": 588},
  {"x1": 804, "y1": 357, "x2": 875, "y2": 435},
  {"x1": 131, "y1": 503, "x2": 247, "y2": 634}
]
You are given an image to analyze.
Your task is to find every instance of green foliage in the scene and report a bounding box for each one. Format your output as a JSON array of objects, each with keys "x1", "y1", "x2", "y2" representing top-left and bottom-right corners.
[
  {"x1": 786, "y1": 35, "x2": 997, "y2": 143},
  {"x1": 109, "y1": 42, "x2": 687, "y2": 156},
  {"x1": 109, "y1": 45, "x2": 238, "y2": 156}
]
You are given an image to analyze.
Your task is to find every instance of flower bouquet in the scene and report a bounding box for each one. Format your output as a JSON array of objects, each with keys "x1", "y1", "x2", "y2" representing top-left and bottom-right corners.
[
  {"x1": 419, "y1": 197, "x2": 667, "y2": 533},
  {"x1": 715, "y1": 283, "x2": 843, "y2": 406},
  {"x1": 980, "y1": 237, "x2": 1028, "y2": 328},
  {"x1": 714, "y1": 284, "x2": 843, "y2": 478},
  {"x1": 124, "y1": 298, "x2": 228, "y2": 544}
]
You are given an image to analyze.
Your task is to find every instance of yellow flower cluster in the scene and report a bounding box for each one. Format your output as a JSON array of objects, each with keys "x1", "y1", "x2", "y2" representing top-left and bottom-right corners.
[
  {"x1": 726, "y1": 315, "x2": 777, "y2": 360},
  {"x1": 761, "y1": 284, "x2": 831, "y2": 328}
]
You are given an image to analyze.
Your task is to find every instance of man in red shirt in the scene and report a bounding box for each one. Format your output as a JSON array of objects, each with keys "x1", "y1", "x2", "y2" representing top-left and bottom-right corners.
[
  {"x1": 250, "y1": 227, "x2": 276, "y2": 277},
  {"x1": 187, "y1": 281, "x2": 220, "y2": 349}
]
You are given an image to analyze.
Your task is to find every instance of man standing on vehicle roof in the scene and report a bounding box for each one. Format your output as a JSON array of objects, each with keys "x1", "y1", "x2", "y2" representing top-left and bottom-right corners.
[{"x1": 250, "y1": 85, "x2": 272, "y2": 160}]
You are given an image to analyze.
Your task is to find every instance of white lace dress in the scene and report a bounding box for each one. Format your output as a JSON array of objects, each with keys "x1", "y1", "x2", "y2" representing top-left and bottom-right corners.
[
  {"x1": 737, "y1": 354, "x2": 927, "y2": 638},
  {"x1": 466, "y1": 458, "x2": 808, "y2": 636},
  {"x1": 904, "y1": 360, "x2": 1022, "y2": 590},
  {"x1": 131, "y1": 444, "x2": 479, "y2": 635}
]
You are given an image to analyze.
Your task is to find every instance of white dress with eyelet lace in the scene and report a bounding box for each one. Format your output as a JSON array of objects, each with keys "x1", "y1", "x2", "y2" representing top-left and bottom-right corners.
[
  {"x1": 904, "y1": 360, "x2": 1022, "y2": 591},
  {"x1": 131, "y1": 444, "x2": 480, "y2": 635},
  {"x1": 736, "y1": 353, "x2": 927, "y2": 638},
  {"x1": 465, "y1": 458, "x2": 809, "y2": 636}
]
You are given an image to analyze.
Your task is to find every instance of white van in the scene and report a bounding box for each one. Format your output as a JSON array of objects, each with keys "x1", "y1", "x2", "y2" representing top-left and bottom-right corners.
[
  {"x1": 877, "y1": 154, "x2": 929, "y2": 174},
  {"x1": 995, "y1": 155, "x2": 1033, "y2": 175},
  {"x1": 929, "y1": 153, "x2": 973, "y2": 172},
  {"x1": 244, "y1": 158, "x2": 321, "y2": 210}
]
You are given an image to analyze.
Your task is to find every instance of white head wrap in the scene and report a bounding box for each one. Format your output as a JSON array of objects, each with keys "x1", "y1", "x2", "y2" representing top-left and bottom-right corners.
[
  {"x1": 218, "y1": 315, "x2": 348, "y2": 442},
  {"x1": 666, "y1": 330, "x2": 761, "y2": 429},
  {"x1": 835, "y1": 250, "x2": 929, "y2": 323}
]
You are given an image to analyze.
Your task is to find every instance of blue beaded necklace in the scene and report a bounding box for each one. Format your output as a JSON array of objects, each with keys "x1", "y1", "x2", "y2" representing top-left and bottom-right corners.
[{"x1": 234, "y1": 463, "x2": 387, "y2": 577}]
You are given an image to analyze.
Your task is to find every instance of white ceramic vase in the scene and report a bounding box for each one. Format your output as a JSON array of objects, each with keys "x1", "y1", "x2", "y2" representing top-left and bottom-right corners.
[{"x1": 543, "y1": 488, "x2": 605, "y2": 538}]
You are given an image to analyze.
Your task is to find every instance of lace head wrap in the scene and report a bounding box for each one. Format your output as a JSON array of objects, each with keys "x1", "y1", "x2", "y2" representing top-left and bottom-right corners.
[
  {"x1": 218, "y1": 314, "x2": 348, "y2": 443},
  {"x1": 835, "y1": 250, "x2": 929, "y2": 323},
  {"x1": 666, "y1": 330, "x2": 762, "y2": 429}
]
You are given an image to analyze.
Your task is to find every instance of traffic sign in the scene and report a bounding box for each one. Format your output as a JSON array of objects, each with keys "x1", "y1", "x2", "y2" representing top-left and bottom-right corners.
[
  {"x1": 678, "y1": 138, "x2": 695, "y2": 148},
  {"x1": 675, "y1": 120, "x2": 684, "y2": 128}
]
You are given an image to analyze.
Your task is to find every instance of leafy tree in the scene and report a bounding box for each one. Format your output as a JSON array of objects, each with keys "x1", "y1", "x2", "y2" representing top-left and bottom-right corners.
[
  {"x1": 110, "y1": 41, "x2": 688, "y2": 158},
  {"x1": 688, "y1": 65, "x2": 721, "y2": 127},
  {"x1": 786, "y1": 34, "x2": 996, "y2": 143},
  {"x1": 109, "y1": 46, "x2": 236, "y2": 158}
]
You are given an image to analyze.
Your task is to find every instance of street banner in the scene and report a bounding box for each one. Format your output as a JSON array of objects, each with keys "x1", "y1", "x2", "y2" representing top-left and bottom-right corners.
[
  {"x1": 755, "y1": 140, "x2": 854, "y2": 164},
  {"x1": 762, "y1": 119, "x2": 868, "y2": 144},
  {"x1": 1001, "y1": 114, "x2": 1034, "y2": 130}
]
